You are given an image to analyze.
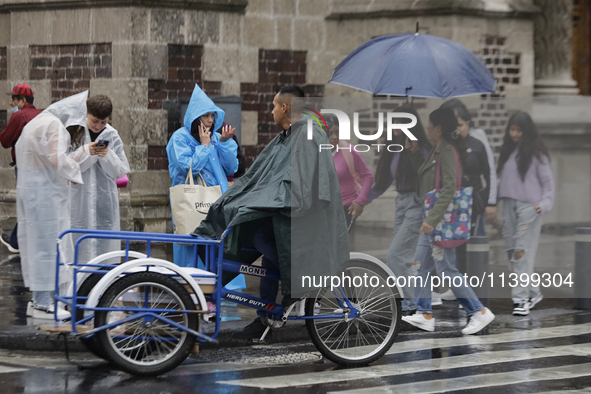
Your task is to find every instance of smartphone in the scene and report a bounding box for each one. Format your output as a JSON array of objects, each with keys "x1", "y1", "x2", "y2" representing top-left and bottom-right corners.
[{"x1": 97, "y1": 140, "x2": 110, "y2": 148}]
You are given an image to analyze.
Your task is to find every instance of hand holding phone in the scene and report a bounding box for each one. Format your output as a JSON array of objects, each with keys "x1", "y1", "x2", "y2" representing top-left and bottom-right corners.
[
  {"x1": 198, "y1": 123, "x2": 211, "y2": 147},
  {"x1": 94, "y1": 140, "x2": 110, "y2": 157}
]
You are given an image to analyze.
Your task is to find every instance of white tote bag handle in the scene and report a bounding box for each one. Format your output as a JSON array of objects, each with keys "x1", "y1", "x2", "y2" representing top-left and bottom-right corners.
[{"x1": 185, "y1": 160, "x2": 195, "y2": 186}]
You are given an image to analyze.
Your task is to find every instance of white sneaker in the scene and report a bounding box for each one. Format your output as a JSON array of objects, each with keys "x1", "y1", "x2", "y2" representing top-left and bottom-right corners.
[
  {"x1": 461, "y1": 307, "x2": 495, "y2": 335},
  {"x1": 32, "y1": 304, "x2": 71, "y2": 321},
  {"x1": 402, "y1": 313, "x2": 435, "y2": 332},
  {"x1": 431, "y1": 292, "x2": 443, "y2": 306},
  {"x1": 26, "y1": 301, "x2": 35, "y2": 317},
  {"x1": 441, "y1": 289, "x2": 457, "y2": 301},
  {"x1": 528, "y1": 295, "x2": 543, "y2": 310}
]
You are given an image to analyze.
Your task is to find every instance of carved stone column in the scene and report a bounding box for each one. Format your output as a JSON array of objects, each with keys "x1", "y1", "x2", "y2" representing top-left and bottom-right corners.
[{"x1": 533, "y1": 0, "x2": 580, "y2": 95}]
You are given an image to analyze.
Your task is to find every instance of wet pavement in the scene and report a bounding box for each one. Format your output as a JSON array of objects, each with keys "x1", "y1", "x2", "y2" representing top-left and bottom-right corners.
[
  {"x1": 0, "y1": 227, "x2": 589, "y2": 392},
  {"x1": 0, "y1": 304, "x2": 589, "y2": 393}
]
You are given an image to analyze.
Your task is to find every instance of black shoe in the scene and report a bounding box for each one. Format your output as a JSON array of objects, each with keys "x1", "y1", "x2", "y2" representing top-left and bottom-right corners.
[
  {"x1": 513, "y1": 303, "x2": 530, "y2": 316},
  {"x1": 233, "y1": 318, "x2": 269, "y2": 340},
  {"x1": 0, "y1": 234, "x2": 18, "y2": 254},
  {"x1": 281, "y1": 295, "x2": 300, "y2": 308},
  {"x1": 402, "y1": 309, "x2": 417, "y2": 317}
]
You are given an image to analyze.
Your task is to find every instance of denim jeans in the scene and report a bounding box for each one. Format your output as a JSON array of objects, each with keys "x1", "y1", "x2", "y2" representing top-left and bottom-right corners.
[
  {"x1": 251, "y1": 220, "x2": 280, "y2": 320},
  {"x1": 501, "y1": 198, "x2": 543, "y2": 304},
  {"x1": 413, "y1": 233, "x2": 484, "y2": 315},
  {"x1": 386, "y1": 192, "x2": 423, "y2": 311},
  {"x1": 33, "y1": 290, "x2": 52, "y2": 308},
  {"x1": 473, "y1": 213, "x2": 486, "y2": 237}
]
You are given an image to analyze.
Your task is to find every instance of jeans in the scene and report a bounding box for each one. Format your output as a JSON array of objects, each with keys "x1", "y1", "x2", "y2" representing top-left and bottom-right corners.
[
  {"x1": 413, "y1": 233, "x2": 484, "y2": 315},
  {"x1": 251, "y1": 220, "x2": 280, "y2": 320},
  {"x1": 501, "y1": 198, "x2": 543, "y2": 304},
  {"x1": 473, "y1": 213, "x2": 486, "y2": 237},
  {"x1": 33, "y1": 290, "x2": 52, "y2": 308},
  {"x1": 386, "y1": 192, "x2": 423, "y2": 311}
]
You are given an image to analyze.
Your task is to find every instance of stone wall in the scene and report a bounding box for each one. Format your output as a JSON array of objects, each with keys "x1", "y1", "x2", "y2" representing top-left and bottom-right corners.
[
  {"x1": 146, "y1": 44, "x2": 222, "y2": 171},
  {"x1": 0, "y1": 46, "x2": 6, "y2": 80},
  {"x1": 240, "y1": 49, "x2": 324, "y2": 166},
  {"x1": 0, "y1": 0, "x2": 564, "y2": 235},
  {"x1": 29, "y1": 43, "x2": 112, "y2": 102}
]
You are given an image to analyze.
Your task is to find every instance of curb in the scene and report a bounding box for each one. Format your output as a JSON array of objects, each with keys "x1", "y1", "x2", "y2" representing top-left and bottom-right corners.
[{"x1": 0, "y1": 320, "x2": 311, "y2": 353}]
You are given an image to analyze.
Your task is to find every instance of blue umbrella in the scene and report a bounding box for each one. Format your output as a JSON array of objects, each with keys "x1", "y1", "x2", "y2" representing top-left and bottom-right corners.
[{"x1": 329, "y1": 33, "x2": 496, "y2": 98}]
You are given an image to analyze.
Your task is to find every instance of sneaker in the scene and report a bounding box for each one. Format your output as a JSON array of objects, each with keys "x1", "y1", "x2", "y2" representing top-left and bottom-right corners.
[
  {"x1": 528, "y1": 295, "x2": 543, "y2": 310},
  {"x1": 26, "y1": 300, "x2": 35, "y2": 317},
  {"x1": 431, "y1": 293, "x2": 443, "y2": 306},
  {"x1": 0, "y1": 233, "x2": 18, "y2": 254},
  {"x1": 513, "y1": 303, "x2": 530, "y2": 316},
  {"x1": 461, "y1": 307, "x2": 495, "y2": 335},
  {"x1": 441, "y1": 289, "x2": 457, "y2": 301},
  {"x1": 402, "y1": 313, "x2": 435, "y2": 332},
  {"x1": 32, "y1": 304, "x2": 71, "y2": 320},
  {"x1": 313, "y1": 302, "x2": 321, "y2": 315},
  {"x1": 401, "y1": 309, "x2": 417, "y2": 317},
  {"x1": 233, "y1": 318, "x2": 269, "y2": 340},
  {"x1": 204, "y1": 301, "x2": 216, "y2": 322},
  {"x1": 281, "y1": 295, "x2": 301, "y2": 308}
]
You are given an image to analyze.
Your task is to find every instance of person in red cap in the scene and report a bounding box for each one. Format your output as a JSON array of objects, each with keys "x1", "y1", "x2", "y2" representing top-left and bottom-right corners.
[{"x1": 0, "y1": 83, "x2": 42, "y2": 254}]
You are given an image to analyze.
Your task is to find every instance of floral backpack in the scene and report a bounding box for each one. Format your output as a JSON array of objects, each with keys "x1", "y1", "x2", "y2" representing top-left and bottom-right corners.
[{"x1": 424, "y1": 146, "x2": 473, "y2": 248}]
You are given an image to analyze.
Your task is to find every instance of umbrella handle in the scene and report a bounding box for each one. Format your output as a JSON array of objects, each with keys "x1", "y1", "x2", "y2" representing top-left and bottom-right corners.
[{"x1": 405, "y1": 86, "x2": 413, "y2": 102}]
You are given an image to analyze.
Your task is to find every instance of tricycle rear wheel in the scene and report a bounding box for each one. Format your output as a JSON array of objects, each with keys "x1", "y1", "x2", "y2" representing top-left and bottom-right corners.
[{"x1": 94, "y1": 272, "x2": 199, "y2": 376}]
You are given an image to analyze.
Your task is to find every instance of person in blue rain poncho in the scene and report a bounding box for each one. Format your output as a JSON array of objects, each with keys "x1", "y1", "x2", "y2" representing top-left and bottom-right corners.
[{"x1": 166, "y1": 84, "x2": 240, "y2": 270}]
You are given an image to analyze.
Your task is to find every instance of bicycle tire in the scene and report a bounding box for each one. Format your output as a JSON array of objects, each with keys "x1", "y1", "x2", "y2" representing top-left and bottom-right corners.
[{"x1": 305, "y1": 258, "x2": 401, "y2": 366}]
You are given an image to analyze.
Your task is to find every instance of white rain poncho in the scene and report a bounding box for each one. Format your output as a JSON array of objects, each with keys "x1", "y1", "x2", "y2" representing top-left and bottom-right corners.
[
  {"x1": 16, "y1": 91, "x2": 91, "y2": 291},
  {"x1": 70, "y1": 124, "x2": 129, "y2": 264}
]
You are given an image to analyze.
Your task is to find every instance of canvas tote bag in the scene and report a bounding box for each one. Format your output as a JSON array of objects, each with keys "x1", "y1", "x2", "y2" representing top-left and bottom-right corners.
[{"x1": 170, "y1": 163, "x2": 222, "y2": 235}]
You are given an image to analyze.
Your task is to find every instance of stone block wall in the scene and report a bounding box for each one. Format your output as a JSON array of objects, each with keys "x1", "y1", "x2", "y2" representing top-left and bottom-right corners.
[
  {"x1": 29, "y1": 43, "x2": 112, "y2": 102},
  {"x1": 0, "y1": 47, "x2": 6, "y2": 80},
  {"x1": 479, "y1": 36, "x2": 522, "y2": 96},
  {"x1": 240, "y1": 49, "x2": 324, "y2": 167},
  {"x1": 0, "y1": 1, "x2": 546, "y2": 233},
  {"x1": 0, "y1": 46, "x2": 5, "y2": 132},
  {"x1": 147, "y1": 44, "x2": 223, "y2": 171}
]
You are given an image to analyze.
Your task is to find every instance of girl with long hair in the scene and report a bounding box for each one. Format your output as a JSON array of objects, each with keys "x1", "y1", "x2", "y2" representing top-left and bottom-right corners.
[
  {"x1": 495, "y1": 111, "x2": 554, "y2": 316},
  {"x1": 402, "y1": 108, "x2": 495, "y2": 335},
  {"x1": 436, "y1": 101, "x2": 492, "y2": 302},
  {"x1": 366, "y1": 105, "x2": 431, "y2": 315}
]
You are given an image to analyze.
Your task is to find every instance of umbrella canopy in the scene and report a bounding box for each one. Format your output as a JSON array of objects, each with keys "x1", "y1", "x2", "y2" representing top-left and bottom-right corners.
[{"x1": 329, "y1": 33, "x2": 496, "y2": 98}]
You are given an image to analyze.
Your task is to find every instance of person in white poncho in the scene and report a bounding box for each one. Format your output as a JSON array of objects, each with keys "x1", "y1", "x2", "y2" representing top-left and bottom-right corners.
[
  {"x1": 16, "y1": 90, "x2": 102, "y2": 320},
  {"x1": 70, "y1": 95, "x2": 130, "y2": 266}
]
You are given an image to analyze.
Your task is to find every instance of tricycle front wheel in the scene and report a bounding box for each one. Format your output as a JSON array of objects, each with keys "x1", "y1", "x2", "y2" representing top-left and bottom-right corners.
[{"x1": 305, "y1": 259, "x2": 401, "y2": 366}]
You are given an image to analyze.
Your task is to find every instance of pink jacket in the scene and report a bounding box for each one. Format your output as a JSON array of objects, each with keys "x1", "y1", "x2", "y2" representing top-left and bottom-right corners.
[{"x1": 333, "y1": 142, "x2": 374, "y2": 206}]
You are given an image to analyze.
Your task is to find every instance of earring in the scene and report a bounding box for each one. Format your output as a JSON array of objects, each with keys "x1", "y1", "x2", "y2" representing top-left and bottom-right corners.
[{"x1": 452, "y1": 130, "x2": 460, "y2": 139}]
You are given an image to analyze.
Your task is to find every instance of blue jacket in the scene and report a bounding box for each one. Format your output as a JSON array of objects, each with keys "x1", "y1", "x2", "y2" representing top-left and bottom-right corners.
[{"x1": 166, "y1": 84, "x2": 238, "y2": 193}]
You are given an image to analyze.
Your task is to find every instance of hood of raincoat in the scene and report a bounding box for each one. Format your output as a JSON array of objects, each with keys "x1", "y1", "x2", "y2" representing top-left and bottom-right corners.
[
  {"x1": 183, "y1": 84, "x2": 224, "y2": 133},
  {"x1": 45, "y1": 90, "x2": 88, "y2": 129}
]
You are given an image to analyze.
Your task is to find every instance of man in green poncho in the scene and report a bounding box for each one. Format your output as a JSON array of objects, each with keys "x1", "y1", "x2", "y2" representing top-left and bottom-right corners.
[{"x1": 193, "y1": 86, "x2": 349, "y2": 339}]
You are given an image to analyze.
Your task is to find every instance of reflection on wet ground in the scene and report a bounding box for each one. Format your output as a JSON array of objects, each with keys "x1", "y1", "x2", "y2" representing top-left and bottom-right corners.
[{"x1": 0, "y1": 226, "x2": 581, "y2": 330}]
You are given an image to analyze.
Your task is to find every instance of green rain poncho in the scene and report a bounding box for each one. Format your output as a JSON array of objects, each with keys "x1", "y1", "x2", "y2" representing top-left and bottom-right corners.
[{"x1": 193, "y1": 115, "x2": 350, "y2": 296}]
